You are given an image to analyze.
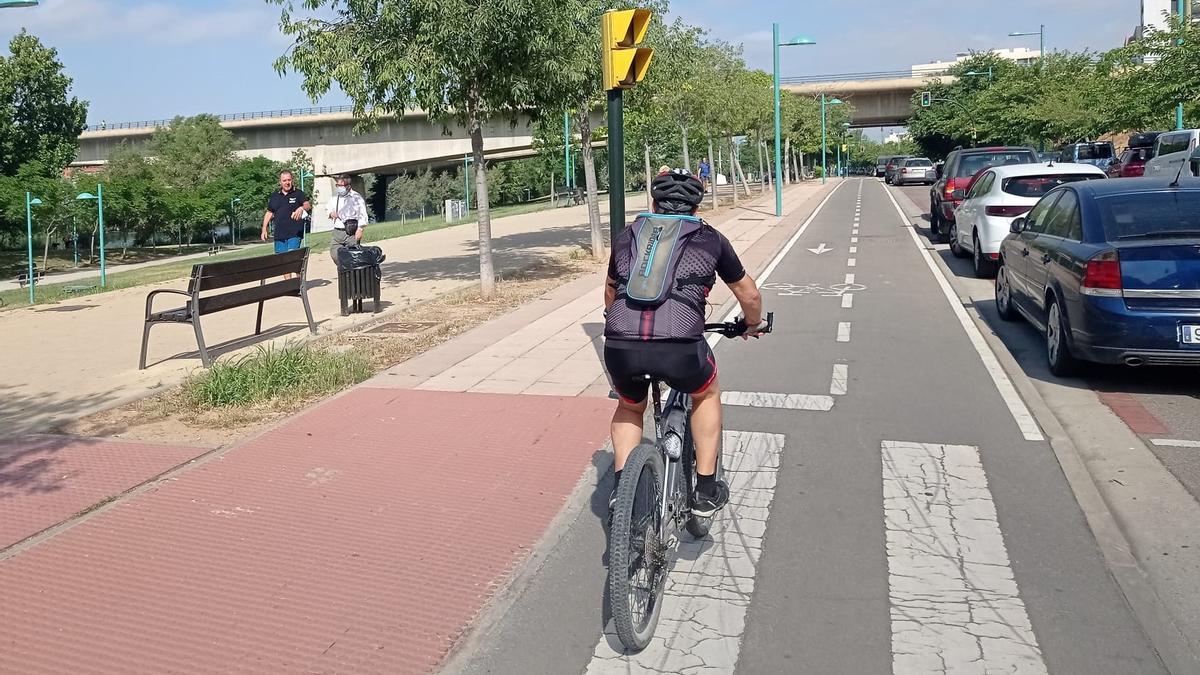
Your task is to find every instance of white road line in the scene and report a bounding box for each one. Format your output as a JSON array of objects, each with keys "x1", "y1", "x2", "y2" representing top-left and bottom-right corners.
[
  {"x1": 721, "y1": 391, "x2": 834, "y2": 411},
  {"x1": 851, "y1": 237, "x2": 858, "y2": 243},
  {"x1": 847, "y1": 258, "x2": 857, "y2": 267},
  {"x1": 883, "y1": 440, "x2": 1048, "y2": 674},
  {"x1": 849, "y1": 246, "x2": 858, "y2": 254},
  {"x1": 831, "y1": 364, "x2": 848, "y2": 395},
  {"x1": 587, "y1": 431, "x2": 785, "y2": 674},
  {"x1": 841, "y1": 293, "x2": 854, "y2": 309},
  {"x1": 852, "y1": 229, "x2": 860, "y2": 236},
  {"x1": 1150, "y1": 438, "x2": 1200, "y2": 448},
  {"x1": 882, "y1": 184, "x2": 1045, "y2": 442},
  {"x1": 837, "y1": 321, "x2": 851, "y2": 342},
  {"x1": 844, "y1": 273, "x2": 855, "y2": 284}
]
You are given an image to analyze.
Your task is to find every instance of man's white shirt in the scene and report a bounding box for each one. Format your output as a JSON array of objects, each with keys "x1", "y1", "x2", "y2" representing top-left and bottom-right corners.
[{"x1": 326, "y1": 190, "x2": 369, "y2": 231}]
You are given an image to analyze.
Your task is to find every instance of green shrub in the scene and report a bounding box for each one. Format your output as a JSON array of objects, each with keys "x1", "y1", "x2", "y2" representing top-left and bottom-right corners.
[{"x1": 184, "y1": 343, "x2": 371, "y2": 408}]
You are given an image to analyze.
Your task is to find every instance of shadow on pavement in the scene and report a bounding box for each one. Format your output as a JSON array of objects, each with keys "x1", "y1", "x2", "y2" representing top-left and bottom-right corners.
[
  {"x1": 378, "y1": 226, "x2": 591, "y2": 284},
  {"x1": 147, "y1": 322, "x2": 320, "y2": 369}
]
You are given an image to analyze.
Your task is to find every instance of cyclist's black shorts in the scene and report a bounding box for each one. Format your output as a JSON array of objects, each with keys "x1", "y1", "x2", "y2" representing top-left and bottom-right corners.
[{"x1": 604, "y1": 338, "x2": 716, "y2": 404}]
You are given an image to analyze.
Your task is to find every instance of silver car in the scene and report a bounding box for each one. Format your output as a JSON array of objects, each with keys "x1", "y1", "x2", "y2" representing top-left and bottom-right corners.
[{"x1": 893, "y1": 157, "x2": 936, "y2": 185}]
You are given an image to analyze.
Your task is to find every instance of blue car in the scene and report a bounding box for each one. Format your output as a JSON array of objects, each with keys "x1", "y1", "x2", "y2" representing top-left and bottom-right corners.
[{"x1": 995, "y1": 177, "x2": 1200, "y2": 375}]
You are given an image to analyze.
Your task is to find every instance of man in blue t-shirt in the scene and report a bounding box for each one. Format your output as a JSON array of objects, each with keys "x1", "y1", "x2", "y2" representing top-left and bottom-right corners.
[
  {"x1": 697, "y1": 157, "x2": 711, "y2": 192},
  {"x1": 261, "y1": 170, "x2": 311, "y2": 253}
]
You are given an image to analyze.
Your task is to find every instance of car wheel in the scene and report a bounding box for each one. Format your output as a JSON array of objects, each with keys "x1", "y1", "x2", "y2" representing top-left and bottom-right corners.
[
  {"x1": 973, "y1": 232, "x2": 997, "y2": 277},
  {"x1": 1046, "y1": 297, "x2": 1078, "y2": 377},
  {"x1": 949, "y1": 223, "x2": 968, "y2": 257},
  {"x1": 995, "y1": 263, "x2": 1019, "y2": 321}
]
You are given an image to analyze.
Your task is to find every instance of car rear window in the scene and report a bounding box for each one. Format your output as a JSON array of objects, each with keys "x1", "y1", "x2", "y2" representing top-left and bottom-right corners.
[
  {"x1": 1098, "y1": 191, "x2": 1200, "y2": 240},
  {"x1": 1001, "y1": 174, "x2": 1102, "y2": 198},
  {"x1": 955, "y1": 151, "x2": 1036, "y2": 177},
  {"x1": 905, "y1": 159, "x2": 932, "y2": 167},
  {"x1": 1077, "y1": 144, "x2": 1113, "y2": 160}
]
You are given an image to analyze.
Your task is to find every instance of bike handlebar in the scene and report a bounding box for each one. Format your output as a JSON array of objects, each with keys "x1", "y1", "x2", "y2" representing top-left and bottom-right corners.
[{"x1": 704, "y1": 311, "x2": 774, "y2": 339}]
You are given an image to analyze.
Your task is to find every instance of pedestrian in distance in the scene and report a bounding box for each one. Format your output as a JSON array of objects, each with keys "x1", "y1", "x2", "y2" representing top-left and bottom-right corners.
[
  {"x1": 697, "y1": 157, "x2": 711, "y2": 192},
  {"x1": 326, "y1": 174, "x2": 369, "y2": 267},
  {"x1": 262, "y1": 170, "x2": 311, "y2": 254}
]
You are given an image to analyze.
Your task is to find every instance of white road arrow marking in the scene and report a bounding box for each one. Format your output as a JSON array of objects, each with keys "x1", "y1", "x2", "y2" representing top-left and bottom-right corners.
[{"x1": 808, "y1": 242, "x2": 833, "y2": 255}]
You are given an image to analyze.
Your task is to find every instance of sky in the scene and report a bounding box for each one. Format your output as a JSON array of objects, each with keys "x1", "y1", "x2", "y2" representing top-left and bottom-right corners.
[{"x1": 1, "y1": 0, "x2": 1139, "y2": 141}]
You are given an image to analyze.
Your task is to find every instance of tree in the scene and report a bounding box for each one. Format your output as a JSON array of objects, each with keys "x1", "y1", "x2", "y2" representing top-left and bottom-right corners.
[
  {"x1": 146, "y1": 114, "x2": 244, "y2": 189},
  {"x1": 0, "y1": 31, "x2": 88, "y2": 176},
  {"x1": 272, "y1": 0, "x2": 585, "y2": 297}
]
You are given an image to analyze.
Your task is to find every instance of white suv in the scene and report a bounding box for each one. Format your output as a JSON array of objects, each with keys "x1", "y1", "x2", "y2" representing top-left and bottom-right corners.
[{"x1": 1144, "y1": 129, "x2": 1200, "y2": 178}]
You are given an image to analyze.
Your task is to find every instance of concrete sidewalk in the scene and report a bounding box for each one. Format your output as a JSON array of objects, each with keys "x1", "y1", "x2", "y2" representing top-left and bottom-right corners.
[
  {"x1": 0, "y1": 198, "x2": 627, "y2": 436},
  {"x1": 0, "y1": 180, "x2": 838, "y2": 674}
]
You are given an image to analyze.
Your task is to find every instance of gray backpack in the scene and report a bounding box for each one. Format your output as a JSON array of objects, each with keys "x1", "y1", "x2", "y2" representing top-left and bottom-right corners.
[{"x1": 625, "y1": 214, "x2": 703, "y2": 306}]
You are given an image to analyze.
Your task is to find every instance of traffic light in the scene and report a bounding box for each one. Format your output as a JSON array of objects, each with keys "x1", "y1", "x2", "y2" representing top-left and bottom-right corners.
[
  {"x1": 602, "y1": 9, "x2": 654, "y2": 91},
  {"x1": 920, "y1": 91, "x2": 932, "y2": 107}
]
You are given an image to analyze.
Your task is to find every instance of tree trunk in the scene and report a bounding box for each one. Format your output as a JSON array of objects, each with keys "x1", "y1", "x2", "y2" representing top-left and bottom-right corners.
[
  {"x1": 550, "y1": 171, "x2": 555, "y2": 208},
  {"x1": 799, "y1": 151, "x2": 806, "y2": 181},
  {"x1": 681, "y1": 126, "x2": 691, "y2": 171},
  {"x1": 708, "y1": 137, "x2": 717, "y2": 210},
  {"x1": 784, "y1": 138, "x2": 793, "y2": 183},
  {"x1": 793, "y1": 148, "x2": 801, "y2": 182},
  {"x1": 732, "y1": 137, "x2": 752, "y2": 198},
  {"x1": 42, "y1": 226, "x2": 52, "y2": 271},
  {"x1": 728, "y1": 138, "x2": 738, "y2": 207},
  {"x1": 757, "y1": 138, "x2": 765, "y2": 192},
  {"x1": 576, "y1": 109, "x2": 604, "y2": 259},
  {"x1": 467, "y1": 97, "x2": 495, "y2": 298},
  {"x1": 644, "y1": 143, "x2": 653, "y2": 213}
]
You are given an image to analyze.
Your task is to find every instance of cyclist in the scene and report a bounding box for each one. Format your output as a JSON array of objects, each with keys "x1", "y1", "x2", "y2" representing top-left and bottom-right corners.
[{"x1": 603, "y1": 169, "x2": 766, "y2": 517}]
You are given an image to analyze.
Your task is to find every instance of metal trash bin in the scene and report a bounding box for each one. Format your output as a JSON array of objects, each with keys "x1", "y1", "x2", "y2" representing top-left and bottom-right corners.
[{"x1": 336, "y1": 245, "x2": 385, "y2": 315}]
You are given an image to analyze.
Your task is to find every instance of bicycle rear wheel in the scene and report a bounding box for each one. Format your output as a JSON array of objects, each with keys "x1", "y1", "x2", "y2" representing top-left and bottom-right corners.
[{"x1": 608, "y1": 442, "x2": 667, "y2": 652}]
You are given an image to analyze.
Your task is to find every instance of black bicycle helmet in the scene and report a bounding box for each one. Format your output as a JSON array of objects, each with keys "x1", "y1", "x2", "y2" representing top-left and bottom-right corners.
[{"x1": 651, "y1": 169, "x2": 704, "y2": 214}]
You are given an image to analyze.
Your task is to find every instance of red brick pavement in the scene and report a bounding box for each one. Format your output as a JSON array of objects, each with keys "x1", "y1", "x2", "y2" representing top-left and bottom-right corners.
[
  {"x1": 0, "y1": 435, "x2": 207, "y2": 549},
  {"x1": 0, "y1": 388, "x2": 613, "y2": 674}
]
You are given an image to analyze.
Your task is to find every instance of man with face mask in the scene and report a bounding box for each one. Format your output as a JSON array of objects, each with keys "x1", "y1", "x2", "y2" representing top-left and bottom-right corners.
[{"x1": 326, "y1": 174, "x2": 370, "y2": 266}]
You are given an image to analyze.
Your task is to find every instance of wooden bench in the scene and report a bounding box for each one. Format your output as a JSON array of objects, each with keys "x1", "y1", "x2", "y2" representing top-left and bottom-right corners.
[
  {"x1": 139, "y1": 248, "x2": 316, "y2": 369},
  {"x1": 15, "y1": 264, "x2": 44, "y2": 289}
]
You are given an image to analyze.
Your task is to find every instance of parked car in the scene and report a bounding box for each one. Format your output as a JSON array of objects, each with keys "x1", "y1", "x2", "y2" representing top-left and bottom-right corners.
[
  {"x1": 1145, "y1": 129, "x2": 1200, "y2": 179},
  {"x1": 951, "y1": 163, "x2": 1106, "y2": 277},
  {"x1": 893, "y1": 157, "x2": 936, "y2": 185},
  {"x1": 1107, "y1": 131, "x2": 1162, "y2": 178},
  {"x1": 929, "y1": 146, "x2": 1039, "y2": 243},
  {"x1": 995, "y1": 177, "x2": 1200, "y2": 375},
  {"x1": 875, "y1": 156, "x2": 894, "y2": 178},
  {"x1": 1037, "y1": 152, "x2": 1057, "y2": 163},
  {"x1": 884, "y1": 156, "x2": 911, "y2": 184},
  {"x1": 1057, "y1": 141, "x2": 1116, "y2": 172}
]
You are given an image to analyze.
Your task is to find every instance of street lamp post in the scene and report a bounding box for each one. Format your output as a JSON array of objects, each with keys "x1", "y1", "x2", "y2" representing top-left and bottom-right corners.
[
  {"x1": 820, "y1": 95, "x2": 844, "y2": 184},
  {"x1": 1178, "y1": 0, "x2": 1187, "y2": 129},
  {"x1": 295, "y1": 168, "x2": 314, "y2": 246},
  {"x1": 76, "y1": 184, "x2": 106, "y2": 287},
  {"x1": 772, "y1": 23, "x2": 816, "y2": 217},
  {"x1": 24, "y1": 192, "x2": 41, "y2": 304},
  {"x1": 1008, "y1": 25, "x2": 1045, "y2": 70}
]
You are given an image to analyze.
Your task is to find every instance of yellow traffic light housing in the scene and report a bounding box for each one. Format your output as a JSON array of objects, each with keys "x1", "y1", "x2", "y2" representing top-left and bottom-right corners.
[{"x1": 602, "y1": 9, "x2": 654, "y2": 91}]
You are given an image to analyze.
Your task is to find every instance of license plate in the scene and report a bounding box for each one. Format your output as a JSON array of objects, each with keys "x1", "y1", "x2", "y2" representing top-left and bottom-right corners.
[{"x1": 1182, "y1": 325, "x2": 1200, "y2": 344}]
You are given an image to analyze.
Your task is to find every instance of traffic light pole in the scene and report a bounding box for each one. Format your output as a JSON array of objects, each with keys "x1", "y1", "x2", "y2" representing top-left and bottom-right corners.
[{"x1": 608, "y1": 88, "x2": 625, "y2": 242}]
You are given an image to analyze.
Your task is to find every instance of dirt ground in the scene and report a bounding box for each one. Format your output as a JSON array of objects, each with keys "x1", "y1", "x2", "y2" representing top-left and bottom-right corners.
[{"x1": 59, "y1": 251, "x2": 605, "y2": 448}]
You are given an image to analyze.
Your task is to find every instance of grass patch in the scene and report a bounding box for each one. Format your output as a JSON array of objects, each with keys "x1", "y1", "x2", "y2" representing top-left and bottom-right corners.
[{"x1": 182, "y1": 342, "x2": 372, "y2": 409}]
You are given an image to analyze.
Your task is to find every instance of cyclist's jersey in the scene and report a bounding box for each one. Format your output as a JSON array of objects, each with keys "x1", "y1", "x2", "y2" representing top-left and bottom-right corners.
[{"x1": 606, "y1": 216, "x2": 745, "y2": 341}]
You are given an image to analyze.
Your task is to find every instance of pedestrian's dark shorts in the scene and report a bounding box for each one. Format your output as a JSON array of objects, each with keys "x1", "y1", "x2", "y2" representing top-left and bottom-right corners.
[{"x1": 604, "y1": 339, "x2": 717, "y2": 404}]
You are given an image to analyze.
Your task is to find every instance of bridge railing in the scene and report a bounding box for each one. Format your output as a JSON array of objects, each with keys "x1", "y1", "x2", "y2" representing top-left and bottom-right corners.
[
  {"x1": 84, "y1": 105, "x2": 359, "y2": 132},
  {"x1": 780, "y1": 68, "x2": 951, "y2": 85}
]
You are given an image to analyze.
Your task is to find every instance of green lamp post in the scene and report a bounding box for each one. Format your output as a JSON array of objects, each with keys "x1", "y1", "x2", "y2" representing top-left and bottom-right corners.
[
  {"x1": 820, "y1": 95, "x2": 844, "y2": 184},
  {"x1": 24, "y1": 192, "x2": 41, "y2": 304},
  {"x1": 772, "y1": 23, "x2": 816, "y2": 217},
  {"x1": 76, "y1": 185, "x2": 106, "y2": 287}
]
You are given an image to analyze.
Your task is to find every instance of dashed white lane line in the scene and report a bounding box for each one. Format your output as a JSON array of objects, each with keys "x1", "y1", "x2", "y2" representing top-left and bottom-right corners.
[
  {"x1": 841, "y1": 294, "x2": 854, "y2": 309},
  {"x1": 845, "y1": 273, "x2": 855, "y2": 284},
  {"x1": 830, "y1": 364, "x2": 848, "y2": 395},
  {"x1": 882, "y1": 184, "x2": 1044, "y2": 442},
  {"x1": 1151, "y1": 438, "x2": 1200, "y2": 448},
  {"x1": 851, "y1": 237, "x2": 859, "y2": 243},
  {"x1": 883, "y1": 440, "x2": 1048, "y2": 674},
  {"x1": 721, "y1": 391, "x2": 834, "y2": 411},
  {"x1": 587, "y1": 431, "x2": 785, "y2": 673},
  {"x1": 849, "y1": 246, "x2": 858, "y2": 254},
  {"x1": 837, "y1": 322, "x2": 851, "y2": 342},
  {"x1": 847, "y1": 258, "x2": 857, "y2": 267}
]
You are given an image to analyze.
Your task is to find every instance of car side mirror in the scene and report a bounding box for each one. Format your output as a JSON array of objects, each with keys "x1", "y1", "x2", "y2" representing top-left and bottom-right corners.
[
  {"x1": 1010, "y1": 218, "x2": 1026, "y2": 234},
  {"x1": 951, "y1": 189, "x2": 966, "y2": 200}
]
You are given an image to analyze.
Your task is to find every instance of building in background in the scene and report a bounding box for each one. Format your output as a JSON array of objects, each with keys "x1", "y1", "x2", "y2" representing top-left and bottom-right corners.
[
  {"x1": 911, "y1": 47, "x2": 1041, "y2": 76},
  {"x1": 1127, "y1": 0, "x2": 1198, "y2": 62},
  {"x1": 884, "y1": 131, "x2": 910, "y2": 145}
]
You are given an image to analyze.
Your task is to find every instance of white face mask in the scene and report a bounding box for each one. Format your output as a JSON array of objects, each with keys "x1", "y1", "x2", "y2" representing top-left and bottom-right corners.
[{"x1": 336, "y1": 186, "x2": 348, "y2": 196}]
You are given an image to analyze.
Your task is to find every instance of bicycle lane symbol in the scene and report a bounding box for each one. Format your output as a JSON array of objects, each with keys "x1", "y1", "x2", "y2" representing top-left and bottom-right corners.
[{"x1": 760, "y1": 282, "x2": 867, "y2": 298}]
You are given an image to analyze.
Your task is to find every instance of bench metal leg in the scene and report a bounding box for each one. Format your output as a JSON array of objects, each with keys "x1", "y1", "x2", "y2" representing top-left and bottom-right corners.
[
  {"x1": 139, "y1": 321, "x2": 155, "y2": 370},
  {"x1": 192, "y1": 318, "x2": 212, "y2": 368},
  {"x1": 255, "y1": 300, "x2": 265, "y2": 335},
  {"x1": 300, "y1": 287, "x2": 317, "y2": 334}
]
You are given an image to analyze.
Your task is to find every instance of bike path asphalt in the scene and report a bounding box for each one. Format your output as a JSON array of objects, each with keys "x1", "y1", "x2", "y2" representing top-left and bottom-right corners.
[
  {"x1": 449, "y1": 179, "x2": 1167, "y2": 674},
  {"x1": 0, "y1": 182, "x2": 831, "y2": 673}
]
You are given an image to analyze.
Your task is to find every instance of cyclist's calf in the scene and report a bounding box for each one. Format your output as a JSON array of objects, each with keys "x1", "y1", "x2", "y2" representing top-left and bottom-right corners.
[{"x1": 689, "y1": 378, "x2": 722, "y2": 476}]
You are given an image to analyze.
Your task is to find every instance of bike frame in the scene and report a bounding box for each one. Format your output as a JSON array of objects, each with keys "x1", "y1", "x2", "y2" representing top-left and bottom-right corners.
[{"x1": 649, "y1": 381, "x2": 702, "y2": 543}]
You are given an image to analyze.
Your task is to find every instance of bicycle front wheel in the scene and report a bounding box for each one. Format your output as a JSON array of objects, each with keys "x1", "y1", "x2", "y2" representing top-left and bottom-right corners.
[{"x1": 608, "y1": 442, "x2": 667, "y2": 652}]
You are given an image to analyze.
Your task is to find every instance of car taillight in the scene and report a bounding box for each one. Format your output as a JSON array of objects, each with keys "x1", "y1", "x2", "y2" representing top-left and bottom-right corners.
[
  {"x1": 901, "y1": 168, "x2": 909, "y2": 173},
  {"x1": 985, "y1": 205, "x2": 1032, "y2": 217},
  {"x1": 944, "y1": 179, "x2": 958, "y2": 198},
  {"x1": 1082, "y1": 250, "x2": 1122, "y2": 297}
]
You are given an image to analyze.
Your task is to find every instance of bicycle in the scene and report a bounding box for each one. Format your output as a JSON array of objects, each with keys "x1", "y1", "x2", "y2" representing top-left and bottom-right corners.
[{"x1": 607, "y1": 312, "x2": 775, "y2": 652}]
